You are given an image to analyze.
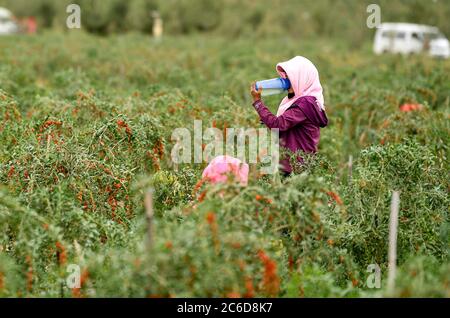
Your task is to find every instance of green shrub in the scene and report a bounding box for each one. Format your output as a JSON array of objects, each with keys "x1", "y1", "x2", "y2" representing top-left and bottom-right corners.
[{"x1": 0, "y1": 32, "x2": 448, "y2": 297}]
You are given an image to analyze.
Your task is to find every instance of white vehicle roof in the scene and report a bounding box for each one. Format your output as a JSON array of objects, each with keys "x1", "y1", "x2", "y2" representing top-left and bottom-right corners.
[
  {"x1": 378, "y1": 23, "x2": 439, "y2": 33},
  {"x1": 0, "y1": 7, "x2": 13, "y2": 19}
]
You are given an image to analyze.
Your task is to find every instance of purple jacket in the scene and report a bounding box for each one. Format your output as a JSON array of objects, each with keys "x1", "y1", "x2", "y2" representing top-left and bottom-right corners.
[{"x1": 253, "y1": 96, "x2": 328, "y2": 173}]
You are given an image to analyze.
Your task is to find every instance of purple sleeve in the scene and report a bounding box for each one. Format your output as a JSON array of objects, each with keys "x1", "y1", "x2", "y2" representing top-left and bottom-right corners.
[{"x1": 252, "y1": 99, "x2": 307, "y2": 131}]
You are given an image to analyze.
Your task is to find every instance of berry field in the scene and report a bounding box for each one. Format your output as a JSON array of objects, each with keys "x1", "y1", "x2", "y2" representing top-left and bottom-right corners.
[{"x1": 0, "y1": 32, "x2": 449, "y2": 297}]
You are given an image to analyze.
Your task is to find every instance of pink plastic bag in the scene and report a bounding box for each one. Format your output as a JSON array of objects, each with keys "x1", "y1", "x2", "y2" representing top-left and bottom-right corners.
[{"x1": 202, "y1": 155, "x2": 249, "y2": 186}]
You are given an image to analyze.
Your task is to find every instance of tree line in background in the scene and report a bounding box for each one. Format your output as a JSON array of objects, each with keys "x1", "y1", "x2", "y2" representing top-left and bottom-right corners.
[{"x1": 1, "y1": 0, "x2": 449, "y2": 45}]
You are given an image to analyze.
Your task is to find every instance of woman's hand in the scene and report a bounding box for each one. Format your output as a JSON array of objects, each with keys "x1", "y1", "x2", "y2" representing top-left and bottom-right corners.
[{"x1": 250, "y1": 82, "x2": 262, "y2": 102}]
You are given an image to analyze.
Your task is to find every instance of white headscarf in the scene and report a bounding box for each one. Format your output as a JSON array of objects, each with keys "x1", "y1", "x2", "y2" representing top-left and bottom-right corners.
[{"x1": 275, "y1": 56, "x2": 325, "y2": 116}]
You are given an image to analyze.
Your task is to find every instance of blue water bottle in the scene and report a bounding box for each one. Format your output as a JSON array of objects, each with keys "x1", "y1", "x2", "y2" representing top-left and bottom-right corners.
[{"x1": 255, "y1": 77, "x2": 291, "y2": 96}]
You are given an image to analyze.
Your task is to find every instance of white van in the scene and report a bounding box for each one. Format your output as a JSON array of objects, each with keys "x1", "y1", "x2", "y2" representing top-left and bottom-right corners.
[
  {"x1": 0, "y1": 7, "x2": 19, "y2": 35},
  {"x1": 374, "y1": 23, "x2": 449, "y2": 59}
]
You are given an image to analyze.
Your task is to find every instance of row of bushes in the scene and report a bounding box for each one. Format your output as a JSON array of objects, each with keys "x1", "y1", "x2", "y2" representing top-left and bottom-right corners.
[
  {"x1": 0, "y1": 32, "x2": 448, "y2": 297},
  {"x1": 1, "y1": 0, "x2": 449, "y2": 42},
  {"x1": 1, "y1": 93, "x2": 448, "y2": 296}
]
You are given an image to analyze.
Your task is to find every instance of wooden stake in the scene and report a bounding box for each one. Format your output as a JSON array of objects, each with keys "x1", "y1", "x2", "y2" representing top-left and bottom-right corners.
[
  {"x1": 73, "y1": 239, "x2": 83, "y2": 261},
  {"x1": 348, "y1": 155, "x2": 353, "y2": 183},
  {"x1": 144, "y1": 188, "x2": 154, "y2": 248},
  {"x1": 46, "y1": 133, "x2": 52, "y2": 160},
  {"x1": 387, "y1": 191, "x2": 400, "y2": 293}
]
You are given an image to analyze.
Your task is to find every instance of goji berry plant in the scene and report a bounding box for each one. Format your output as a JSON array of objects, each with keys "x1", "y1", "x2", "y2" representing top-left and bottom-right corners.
[{"x1": 0, "y1": 32, "x2": 448, "y2": 298}]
